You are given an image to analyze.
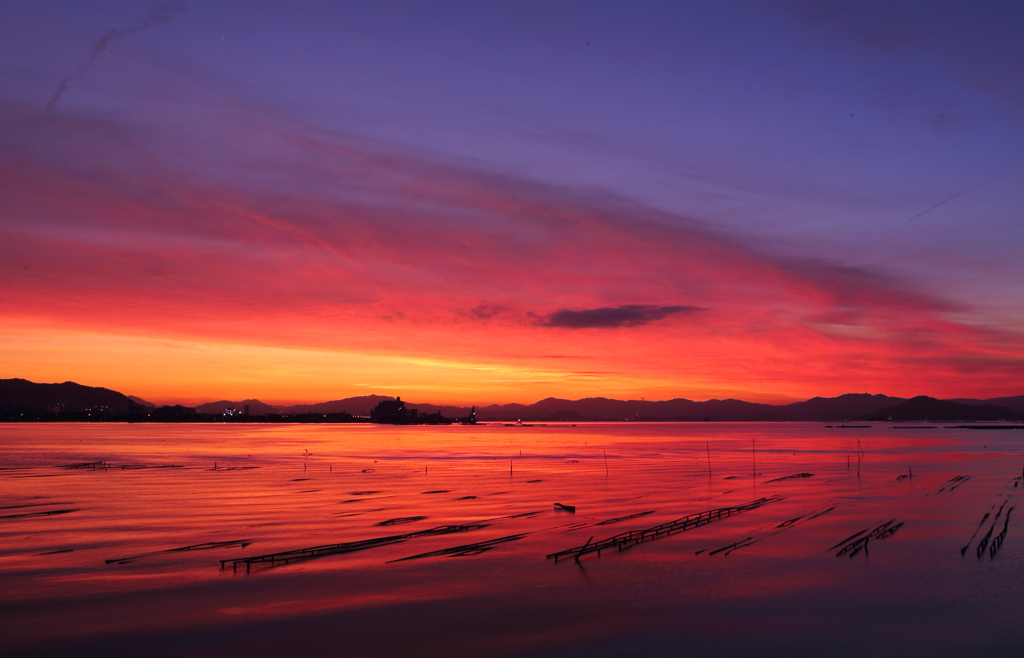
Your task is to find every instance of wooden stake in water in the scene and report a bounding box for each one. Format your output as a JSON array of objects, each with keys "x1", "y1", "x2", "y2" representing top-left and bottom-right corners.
[
  {"x1": 706, "y1": 441, "x2": 712, "y2": 477},
  {"x1": 752, "y1": 438, "x2": 756, "y2": 479},
  {"x1": 604, "y1": 449, "x2": 609, "y2": 476},
  {"x1": 510, "y1": 459, "x2": 513, "y2": 477},
  {"x1": 575, "y1": 536, "x2": 593, "y2": 563}
]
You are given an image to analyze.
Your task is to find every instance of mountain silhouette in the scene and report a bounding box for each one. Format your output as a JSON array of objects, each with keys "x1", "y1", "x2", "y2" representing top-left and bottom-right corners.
[
  {"x1": 127, "y1": 395, "x2": 157, "y2": 409},
  {"x1": 4, "y1": 378, "x2": 1022, "y2": 422},
  {"x1": 948, "y1": 396, "x2": 1024, "y2": 414},
  {"x1": 277, "y1": 395, "x2": 394, "y2": 416},
  {"x1": 193, "y1": 399, "x2": 281, "y2": 415},
  {"x1": 858, "y1": 396, "x2": 1024, "y2": 422},
  {"x1": 0, "y1": 378, "x2": 134, "y2": 412}
]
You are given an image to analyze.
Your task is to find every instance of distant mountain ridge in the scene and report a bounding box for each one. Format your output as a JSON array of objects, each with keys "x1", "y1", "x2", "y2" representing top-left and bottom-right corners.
[
  {"x1": 442, "y1": 393, "x2": 909, "y2": 422},
  {"x1": 859, "y1": 396, "x2": 1024, "y2": 422},
  {"x1": 948, "y1": 396, "x2": 1024, "y2": 414},
  {"x1": 0, "y1": 378, "x2": 135, "y2": 413},
  {"x1": 277, "y1": 396, "x2": 394, "y2": 416},
  {"x1": 3, "y1": 379, "x2": 1022, "y2": 422},
  {"x1": 194, "y1": 399, "x2": 282, "y2": 415}
]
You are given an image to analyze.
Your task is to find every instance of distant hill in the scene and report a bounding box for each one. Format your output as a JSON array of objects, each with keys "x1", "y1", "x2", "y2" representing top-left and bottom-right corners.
[
  {"x1": 470, "y1": 397, "x2": 776, "y2": 422},
  {"x1": 194, "y1": 399, "x2": 279, "y2": 415},
  {"x1": 949, "y1": 396, "x2": 1024, "y2": 414},
  {"x1": 127, "y1": 395, "x2": 157, "y2": 409},
  {"x1": 474, "y1": 402, "x2": 532, "y2": 420},
  {"x1": 467, "y1": 394, "x2": 904, "y2": 422},
  {"x1": 278, "y1": 395, "x2": 394, "y2": 416},
  {"x1": 540, "y1": 408, "x2": 589, "y2": 422},
  {"x1": 399, "y1": 401, "x2": 480, "y2": 417},
  {"x1": 0, "y1": 378, "x2": 133, "y2": 413},
  {"x1": 858, "y1": 396, "x2": 1024, "y2": 422},
  {"x1": 281, "y1": 395, "x2": 480, "y2": 419},
  {"x1": 152, "y1": 405, "x2": 198, "y2": 419},
  {"x1": 782, "y1": 393, "x2": 905, "y2": 421}
]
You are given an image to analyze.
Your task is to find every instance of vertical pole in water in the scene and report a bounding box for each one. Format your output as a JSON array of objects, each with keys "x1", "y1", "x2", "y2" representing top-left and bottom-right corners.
[
  {"x1": 857, "y1": 439, "x2": 862, "y2": 477},
  {"x1": 604, "y1": 449, "x2": 609, "y2": 476},
  {"x1": 909, "y1": 466, "x2": 912, "y2": 479},
  {"x1": 510, "y1": 459, "x2": 513, "y2": 477},
  {"x1": 706, "y1": 441, "x2": 712, "y2": 478},
  {"x1": 752, "y1": 438, "x2": 756, "y2": 480}
]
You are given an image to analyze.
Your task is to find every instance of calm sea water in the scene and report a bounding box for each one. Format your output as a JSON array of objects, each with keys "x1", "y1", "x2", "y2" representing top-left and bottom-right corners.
[{"x1": 2, "y1": 422, "x2": 1023, "y2": 657}]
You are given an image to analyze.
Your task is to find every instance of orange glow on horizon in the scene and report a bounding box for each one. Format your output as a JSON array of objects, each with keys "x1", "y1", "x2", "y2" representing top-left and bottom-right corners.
[{"x1": 1, "y1": 315, "x2": 1019, "y2": 407}]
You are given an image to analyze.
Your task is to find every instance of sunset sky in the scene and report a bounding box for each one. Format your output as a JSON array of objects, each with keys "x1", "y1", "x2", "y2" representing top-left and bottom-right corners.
[{"x1": 2, "y1": 1, "x2": 1023, "y2": 405}]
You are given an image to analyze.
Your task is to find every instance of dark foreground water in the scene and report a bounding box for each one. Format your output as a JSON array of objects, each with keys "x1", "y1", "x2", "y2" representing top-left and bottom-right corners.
[{"x1": 2, "y1": 422, "x2": 1023, "y2": 657}]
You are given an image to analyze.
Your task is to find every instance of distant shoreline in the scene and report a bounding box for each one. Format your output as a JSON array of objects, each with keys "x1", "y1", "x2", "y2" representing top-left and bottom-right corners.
[
  {"x1": 3, "y1": 419, "x2": 1024, "y2": 428},
  {"x1": 3, "y1": 378, "x2": 1023, "y2": 423}
]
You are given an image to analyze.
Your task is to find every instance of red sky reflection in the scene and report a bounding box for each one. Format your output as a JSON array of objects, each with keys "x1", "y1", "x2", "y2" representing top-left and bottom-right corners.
[{"x1": 2, "y1": 423, "x2": 1022, "y2": 657}]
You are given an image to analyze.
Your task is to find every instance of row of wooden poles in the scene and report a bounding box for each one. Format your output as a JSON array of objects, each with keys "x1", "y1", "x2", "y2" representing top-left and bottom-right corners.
[
  {"x1": 546, "y1": 495, "x2": 783, "y2": 563},
  {"x1": 220, "y1": 524, "x2": 487, "y2": 573}
]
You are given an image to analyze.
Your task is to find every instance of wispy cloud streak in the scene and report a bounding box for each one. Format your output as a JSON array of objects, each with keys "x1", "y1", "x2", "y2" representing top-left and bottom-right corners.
[
  {"x1": 46, "y1": 1, "x2": 186, "y2": 111},
  {"x1": 906, "y1": 178, "x2": 999, "y2": 222}
]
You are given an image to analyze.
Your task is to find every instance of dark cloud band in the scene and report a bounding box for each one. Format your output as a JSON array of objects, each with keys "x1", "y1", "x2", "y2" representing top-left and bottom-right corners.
[{"x1": 539, "y1": 305, "x2": 703, "y2": 329}]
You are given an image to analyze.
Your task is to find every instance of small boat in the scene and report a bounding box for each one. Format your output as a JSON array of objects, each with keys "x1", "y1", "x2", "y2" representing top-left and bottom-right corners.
[{"x1": 554, "y1": 502, "x2": 576, "y2": 513}]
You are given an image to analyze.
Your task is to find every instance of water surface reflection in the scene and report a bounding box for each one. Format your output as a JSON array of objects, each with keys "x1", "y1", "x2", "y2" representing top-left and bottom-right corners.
[{"x1": 1, "y1": 422, "x2": 1022, "y2": 656}]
